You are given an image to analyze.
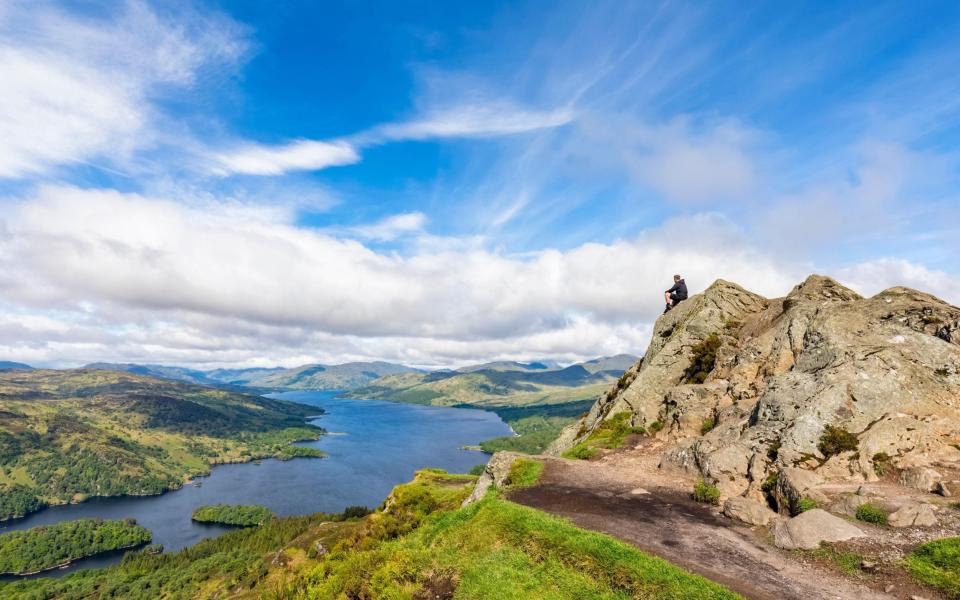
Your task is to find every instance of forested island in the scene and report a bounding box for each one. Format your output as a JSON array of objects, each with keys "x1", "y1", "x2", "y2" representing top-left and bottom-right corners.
[
  {"x1": 0, "y1": 518, "x2": 151, "y2": 575},
  {"x1": 192, "y1": 504, "x2": 274, "y2": 526}
]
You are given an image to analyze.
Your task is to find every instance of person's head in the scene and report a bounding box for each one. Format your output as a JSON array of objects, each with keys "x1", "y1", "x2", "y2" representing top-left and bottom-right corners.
[{"x1": 674, "y1": 274, "x2": 681, "y2": 282}]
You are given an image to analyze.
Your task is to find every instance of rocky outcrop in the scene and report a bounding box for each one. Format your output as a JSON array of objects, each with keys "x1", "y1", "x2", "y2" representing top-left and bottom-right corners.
[
  {"x1": 550, "y1": 275, "x2": 960, "y2": 516},
  {"x1": 462, "y1": 451, "x2": 521, "y2": 506},
  {"x1": 773, "y1": 509, "x2": 865, "y2": 549}
]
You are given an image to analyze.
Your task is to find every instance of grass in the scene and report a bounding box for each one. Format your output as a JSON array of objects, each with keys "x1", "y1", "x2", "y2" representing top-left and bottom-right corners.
[
  {"x1": 561, "y1": 412, "x2": 645, "y2": 460},
  {"x1": 282, "y1": 471, "x2": 742, "y2": 599},
  {"x1": 700, "y1": 417, "x2": 716, "y2": 435},
  {"x1": 906, "y1": 537, "x2": 960, "y2": 598},
  {"x1": 806, "y1": 544, "x2": 865, "y2": 576},
  {"x1": 692, "y1": 479, "x2": 721, "y2": 505},
  {"x1": 504, "y1": 459, "x2": 544, "y2": 489},
  {"x1": 818, "y1": 425, "x2": 859, "y2": 458},
  {"x1": 562, "y1": 442, "x2": 596, "y2": 460},
  {"x1": 855, "y1": 503, "x2": 888, "y2": 525},
  {"x1": 797, "y1": 498, "x2": 817, "y2": 513}
]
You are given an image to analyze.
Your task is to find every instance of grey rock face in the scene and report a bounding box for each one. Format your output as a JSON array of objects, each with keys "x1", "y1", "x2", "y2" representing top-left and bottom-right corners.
[
  {"x1": 773, "y1": 509, "x2": 866, "y2": 549},
  {"x1": 551, "y1": 275, "x2": 960, "y2": 509}
]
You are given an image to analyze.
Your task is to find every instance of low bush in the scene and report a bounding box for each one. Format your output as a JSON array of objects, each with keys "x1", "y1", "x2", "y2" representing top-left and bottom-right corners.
[
  {"x1": 468, "y1": 464, "x2": 486, "y2": 476},
  {"x1": 872, "y1": 452, "x2": 893, "y2": 476},
  {"x1": 684, "y1": 334, "x2": 721, "y2": 384},
  {"x1": 797, "y1": 498, "x2": 817, "y2": 513},
  {"x1": 818, "y1": 425, "x2": 859, "y2": 458},
  {"x1": 649, "y1": 419, "x2": 664, "y2": 433},
  {"x1": 561, "y1": 443, "x2": 595, "y2": 460},
  {"x1": 855, "y1": 503, "x2": 887, "y2": 525},
  {"x1": 692, "y1": 479, "x2": 721, "y2": 505},
  {"x1": 906, "y1": 537, "x2": 960, "y2": 598}
]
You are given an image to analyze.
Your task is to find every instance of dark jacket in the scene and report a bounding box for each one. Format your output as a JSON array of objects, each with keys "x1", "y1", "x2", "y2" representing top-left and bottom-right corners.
[{"x1": 666, "y1": 279, "x2": 688, "y2": 300}]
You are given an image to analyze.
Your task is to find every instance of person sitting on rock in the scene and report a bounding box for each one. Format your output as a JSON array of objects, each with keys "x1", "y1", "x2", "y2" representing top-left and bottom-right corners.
[{"x1": 664, "y1": 274, "x2": 688, "y2": 313}]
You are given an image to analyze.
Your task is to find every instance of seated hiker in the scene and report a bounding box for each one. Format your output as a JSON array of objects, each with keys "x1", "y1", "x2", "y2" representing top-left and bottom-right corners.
[{"x1": 664, "y1": 274, "x2": 688, "y2": 313}]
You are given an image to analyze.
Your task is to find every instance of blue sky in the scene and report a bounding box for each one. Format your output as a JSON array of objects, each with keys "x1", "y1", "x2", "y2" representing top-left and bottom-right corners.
[{"x1": 0, "y1": 0, "x2": 958, "y2": 367}]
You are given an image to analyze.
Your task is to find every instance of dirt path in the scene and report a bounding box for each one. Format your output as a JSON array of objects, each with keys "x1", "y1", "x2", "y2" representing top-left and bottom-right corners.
[{"x1": 509, "y1": 456, "x2": 894, "y2": 600}]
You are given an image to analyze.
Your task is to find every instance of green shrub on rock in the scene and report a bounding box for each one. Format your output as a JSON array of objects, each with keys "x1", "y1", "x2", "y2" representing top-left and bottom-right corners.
[
  {"x1": 684, "y1": 334, "x2": 721, "y2": 384},
  {"x1": 818, "y1": 425, "x2": 858, "y2": 458},
  {"x1": 855, "y1": 503, "x2": 887, "y2": 525},
  {"x1": 692, "y1": 479, "x2": 721, "y2": 505}
]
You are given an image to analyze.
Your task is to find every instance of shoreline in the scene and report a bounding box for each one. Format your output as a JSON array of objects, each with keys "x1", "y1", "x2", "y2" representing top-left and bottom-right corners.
[
  {"x1": 0, "y1": 427, "x2": 325, "y2": 524},
  {"x1": 0, "y1": 540, "x2": 151, "y2": 577}
]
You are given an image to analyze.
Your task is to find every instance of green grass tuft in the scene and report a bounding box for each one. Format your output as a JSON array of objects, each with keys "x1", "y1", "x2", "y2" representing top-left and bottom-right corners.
[
  {"x1": 505, "y1": 459, "x2": 544, "y2": 489},
  {"x1": 562, "y1": 442, "x2": 596, "y2": 460},
  {"x1": 692, "y1": 479, "x2": 721, "y2": 505},
  {"x1": 797, "y1": 498, "x2": 817, "y2": 513},
  {"x1": 700, "y1": 417, "x2": 716, "y2": 435},
  {"x1": 906, "y1": 537, "x2": 960, "y2": 598},
  {"x1": 855, "y1": 503, "x2": 887, "y2": 525}
]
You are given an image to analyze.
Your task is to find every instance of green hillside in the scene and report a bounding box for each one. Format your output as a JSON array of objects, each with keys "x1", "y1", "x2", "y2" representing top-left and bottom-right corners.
[
  {"x1": 248, "y1": 361, "x2": 419, "y2": 390},
  {"x1": 0, "y1": 469, "x2": 738, "y2": 600},
  {"x1": 0, "y1": 369, "x2": 324, "y2": 520}
]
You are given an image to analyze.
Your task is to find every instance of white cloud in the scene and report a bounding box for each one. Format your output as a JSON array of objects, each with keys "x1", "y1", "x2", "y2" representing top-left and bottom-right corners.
[
  {"x1": 212, "y1": 104, "x2": 573, "y2": 177},
  {"x1": 836, "y1": 259, "x2": 960, "y2": 306},
  {"x1": 0, "y1": 0, "x2": 248, "y2": 178},
  {"x1": 368, "y1": 104, "x2": 575, "y2": 142},
  {"x1": 0, "y1": 186, "x2": 799, "y2": 367},
  {"x1": 350, "y1": 213, "x2": 427, "y2": 242},
  {"x1": 212, "y1": 140, "x2": 360, "y2": 176}
]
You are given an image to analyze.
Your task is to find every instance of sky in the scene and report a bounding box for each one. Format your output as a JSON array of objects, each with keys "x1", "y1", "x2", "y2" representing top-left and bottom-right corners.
[{"x1": 0, "y1": 0, "x2": 959, "y2": 369}]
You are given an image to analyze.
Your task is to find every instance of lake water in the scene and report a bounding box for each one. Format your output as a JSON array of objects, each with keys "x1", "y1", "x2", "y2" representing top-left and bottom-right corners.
[{"x1": 0, "y1": 392, "x2": 510, "y2": 578}]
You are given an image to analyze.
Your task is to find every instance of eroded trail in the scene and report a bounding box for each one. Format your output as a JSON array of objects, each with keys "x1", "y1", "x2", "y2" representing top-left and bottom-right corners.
[{"x1": 508, "y1": 455, "x2": 893, "y2": 600}]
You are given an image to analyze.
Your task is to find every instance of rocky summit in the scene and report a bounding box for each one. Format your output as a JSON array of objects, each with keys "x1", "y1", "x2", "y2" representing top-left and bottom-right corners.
[{"x1": 550, "y1": 275, "x2": 960, "y2": 512}]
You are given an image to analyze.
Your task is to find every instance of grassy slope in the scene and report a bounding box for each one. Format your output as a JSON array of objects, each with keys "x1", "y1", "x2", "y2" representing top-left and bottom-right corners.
[
  {"x1": 277, "y1": 469, "x2": 740, "y2": 599},
  {"x1": 1, "y1": 469, "x2": 739, "y2": 600},
  {"x1": 0, "y1": 369, "x2": 323, "y2": 519}
]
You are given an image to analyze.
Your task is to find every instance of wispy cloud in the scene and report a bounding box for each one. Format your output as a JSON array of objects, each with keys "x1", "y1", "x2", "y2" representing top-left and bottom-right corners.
[
  {"x1": 0, "y1": 0, "x2": 248, "y2": 179},
  {"x1": 211, "y1": 140, "x2": 360, "y2": 176},
  {"x1": 211, "y1": 104, "x2": 574, "y2": 177},
  {"x1": 349, "y1": 212, "x2": 428, "y2": 242}
]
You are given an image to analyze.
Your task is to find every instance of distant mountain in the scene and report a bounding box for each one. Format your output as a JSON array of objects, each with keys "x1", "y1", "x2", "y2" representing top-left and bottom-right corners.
[
  {"x1": 80, "y1": 361, "x2": 419, "y2": 391},
  {"x1": 578, "y1": 354, "x2": 640, "y2": 374},
  {"x1": 0, "y1": 361, "x2": 32, "y2": 370},
  {"x1": 82, "y1": 363, "x2": 219, "y2": 386},
  {"x1": 455, "y1": 360, "x2": 563, "y2": 373},
  {"x1": 346, "y1": 355, "x2": 639, "y2": 408},
  {"x1": 203, "y1": 367, "x2": 286, "y2": 386},
  {"x1": 250, "y1": 362, "x2": 420, "y2": 391}
]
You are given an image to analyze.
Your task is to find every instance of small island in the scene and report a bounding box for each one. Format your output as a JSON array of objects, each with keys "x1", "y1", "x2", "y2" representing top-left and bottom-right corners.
[
  {"x1": 191, "y1": 504, "x2": 275, "y2": 527},
  {"x1": 0, "y1": 518, "x2": 152, "y2": 575}
]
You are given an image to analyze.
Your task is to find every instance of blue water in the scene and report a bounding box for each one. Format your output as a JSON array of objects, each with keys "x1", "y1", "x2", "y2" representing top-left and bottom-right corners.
[{"x1": 0, "y1": 393, "x2": 510, "y2": 578}]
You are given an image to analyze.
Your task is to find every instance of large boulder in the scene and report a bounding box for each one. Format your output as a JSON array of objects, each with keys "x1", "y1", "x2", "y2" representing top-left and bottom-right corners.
[
  {"x1": 723, "y1": 496, "x2": 776, "y2": 526},
  {"x1": 773, "y1": 509, "x2": 866, "y2": 550},
  {"x1": 888, "y1": 503, "x2": 938, "y2": 528}
]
